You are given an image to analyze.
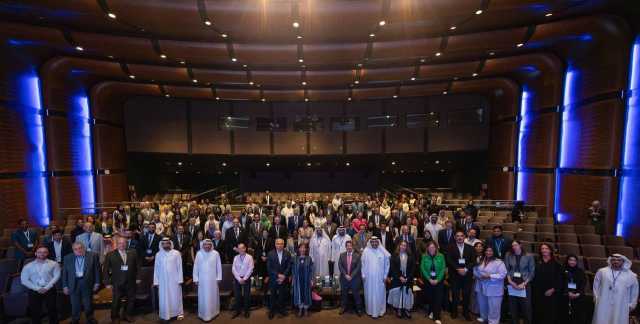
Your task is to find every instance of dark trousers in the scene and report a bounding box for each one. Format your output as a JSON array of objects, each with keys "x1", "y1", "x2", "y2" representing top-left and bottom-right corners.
[
  {"x1": 70, "y1": 278, "x2": 94, "y2": 322},
  {"x1": 233, "y1": 279, "x2": 251, "y2": 312},
  {"x1": 450, "y1": 273, "x2": 472, "y2": 316},
  {"x1": 28, "y1": 289, "x2": 58, "y2": 324},
  {"x1": 508, "y1": 294, "x2": 532, "y2": 324},
  {"x1": 111, "y1": 281, "x2": 136, "y2": 319},
  {"x1": 340, "y1": 277, "x2": 363, "y2": 311},
  {"x1": 424, "y1": 281, "x2": 444, "y2": 320},
  {"x1": 269, "y1": 283, "x2": 288, "y2": 313}
]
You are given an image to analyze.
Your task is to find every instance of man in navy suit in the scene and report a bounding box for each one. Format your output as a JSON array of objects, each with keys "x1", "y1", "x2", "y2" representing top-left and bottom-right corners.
[
  {"x1": 287, "y1": 213, "x2": 305, "y2": 235},
  {"x1": 394, "y1": 225, "x2": 417, "y2": 256},
  {"x1": 11, "y1": 219, "x2": 39, "y2": 264},
  {"x1": 338, "y1": 240, "x2": 363, "y2": 316},
  {"x1": 266, "y1": 238, "x2": 291, "y2": 319},
  {"x1": 437, "y1": 220, "x2": 456, "y2": 253}
]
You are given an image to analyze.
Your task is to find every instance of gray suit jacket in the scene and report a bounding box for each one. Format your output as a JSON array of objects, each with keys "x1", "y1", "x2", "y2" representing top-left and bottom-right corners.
[
  {"x1": 62, "y1": 251, "x2": 101, "y2": 291},
  {"x1": 338, "y1": 251, "x2": 362, "y2": 284}
]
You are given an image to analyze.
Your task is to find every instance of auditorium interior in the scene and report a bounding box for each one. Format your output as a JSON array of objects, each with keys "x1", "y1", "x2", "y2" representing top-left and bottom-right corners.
[{"x1": 1, "y1": 0, "x2": 640, "y2": 323}]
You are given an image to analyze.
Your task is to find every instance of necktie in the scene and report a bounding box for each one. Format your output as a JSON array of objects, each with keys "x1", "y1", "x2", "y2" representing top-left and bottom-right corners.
[{"x1": 347, "y1": 253, "x2": 352, "y2": 275}]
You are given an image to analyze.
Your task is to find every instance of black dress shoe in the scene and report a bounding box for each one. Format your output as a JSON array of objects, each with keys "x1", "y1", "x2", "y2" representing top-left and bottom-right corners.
[
  {"x1": 244, "y1": 311, "x2": 250, "y2": 318},
  {"x1": 268, "y1": 312, "x2": 275, "y2": 320},
  {"x1": 356, "y1": 310, "x2": 363, "y2": 317},
  {"x1": 232, "y1": 311, "x2": 241, "y2": 319},
  {"x1": 404, "y1": 310, "x2": 412, "y2": 319}
]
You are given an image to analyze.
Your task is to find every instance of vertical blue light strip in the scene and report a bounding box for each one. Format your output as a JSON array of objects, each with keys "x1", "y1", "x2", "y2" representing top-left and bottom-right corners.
[
  {"x1": 616, "y1": 37, "x2": 640, "y2": 237},
  {"x1": 17, "y1": 72, "x2": 50, "y2": 226},
  {"x1": 516, "y1": 89, "x2": 531, "y2": 201},
  {"x1": 71, "y1": 93, "x2": 95, "y2": 214},
  {"x1": 555, "y1": 67, "x2": 579, "y2": 223}
]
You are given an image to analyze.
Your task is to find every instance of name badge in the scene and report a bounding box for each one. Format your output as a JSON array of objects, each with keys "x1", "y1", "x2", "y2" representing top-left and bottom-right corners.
[
  {"x1": 430, "y1": 271, "x2": 436, "y2": 278},
  {"x1": 513, "y1": 272, "x2": 522, "y2": 278},
  {"x1": 262, "y1": 252, "x2": 266, "y2": 257},
  {"x1": 27, "y1": 243, "x2": 34, "y2": 248},
  {"x1": 146, "y1": 249, "x2": 152, "y2": 255},
  {"x1": 86, "y1": 248, "x2": 92, "y2": 252},
  {"x1": 121, "y1": 265, "x2": 128, "y2": 271},
  {"x1": 568, "y1": 283, "x2": 577, "y2": 289},
  {"x1": 458, "y1": 258, "x2": 466, "y2": 265},
  {"x1": 76, "y1": 271, "x2": 83, "y2": 278}
]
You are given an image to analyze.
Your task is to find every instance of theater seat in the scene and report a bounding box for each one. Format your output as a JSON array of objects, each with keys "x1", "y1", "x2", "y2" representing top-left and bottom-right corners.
[
  {"x1": 581, "y1": 244, "x2": 607, "y2": 258},
  {"x1": 557, "y1": 233, "x2": 578, "y2": 243},
  {"x1": 2, "y1": 274, "x2": 28, "y2": 318},
  {"x1": 501, "y1": 223, "x2": 519, "y2": 232},
  {"x1": 585, "y1": 257, "x2": 608, "y2": 272},
  {"x1": 557, "y1": 243, "x2": 581, "y2": 256},
  {"x1": 603, "y1": 236, "x2": 625, "y2": 246},
  {"x1": 514, "y1": 232, "x2": 535, "y2": 242},
  {"x1": 520, "y1": 224, "x2": 536, "y2": 232},
  {"x1": 556, "y1": 225, "x2": 575, "y2": 233},
  {"x1": 536, "y1": 232, "x2": 555, "y2": 242},
  {"x1": 536, "y1": 224, "x2": 554, "y2": 233},
  {"x1": 606, "y1": 245, "x2": 634, "y2": 259},
  {"x1": 578, "y1": 234, "x2": 602, "y2": 245},
  {"x1": 574, "y1": 225, "x2": 596, "y2": 234}
]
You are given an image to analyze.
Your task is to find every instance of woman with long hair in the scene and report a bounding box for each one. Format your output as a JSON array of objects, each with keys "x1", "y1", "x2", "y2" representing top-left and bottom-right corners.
[
  {"x1": 532, "y1": 242, "x2": 563, "y2": 323},
  {"x1": 473, "y1": 245, "x2": 507, "y2": 324},
  {"x1": 560, "y1": 254, "x2": 587, "y2": 324},
  {"x1": 420, "y1": 241, "x2": 446, "y2": 324},
  {"x1": 387, "y1": 240, "x2": 416, "y2": 319},
  {"x1": 291, "y1": 243, "x2": 314, "y2": 317}
]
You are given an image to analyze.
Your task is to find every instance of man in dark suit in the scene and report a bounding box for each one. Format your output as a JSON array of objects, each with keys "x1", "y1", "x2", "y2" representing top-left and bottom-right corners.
[
  {"x1": 122, "y1": 227, "x2": 139, "y2": 251},
  {"x1": 224, "y1": 218, "x2": 248, "y2": 262},
  {"x1": 395, "y1": 225, "x2": 417, "y2": 256},
  {"x1": 248, "y1": 213, "x2": 264, "y2": 243},
  {"x1": 171, "y1": 224, "x2": 191, "y2": 256},
  {"x1": 373, "y1": 222, "x2": 394, "y2": 253},
  {"x1": 263, "y1": 190, "x2": 274, "y2": 206},
  {"x1": 138, "y1": 223, "x2": 161, "y2": 266},
  {"x1": 268, "y1": 216, "x2": 288, "y2": 241},
  {"x1": 62, "y1": 242, "x2": 101, "y2": 324},
  {"x1": 239, "y1": 211, "x2": 253, "y2": 230},
  {"x1": 104, "y1": 236, "x2": 141, "y2": 322},
  {"x1": 266, "y1": 238, "x2": 291, "y2": 319},
  {"x1": 437, "y1": 220, "x2": 456, "y2": 253},
  {"x1": 287, "y1": 213, "x2": 305, "y2": 235},
  {"x1": 368, "y1": 211, "x2": 384, "y2": 229},
  {"x1": 47, "y1": 229, "x2": 72, "y2": 264},
  {"x1": 11, "y1": 218, "x2": 39, "y2": 264},
  {"x1": 338, "y1": 240, "x2": 363, "y2": 316},
  {"x1": 211, "y1": 230, "x2": 226, "y2": 262},
  {"x1": 456, "y1": 212, "x2": 480, "y2": 236},
  {"x1": 484, "y1": 225, "x2": 512, "y2": 259},
  {"x1": 446, "y1": 230, "x2": 476, "y2": 320}
]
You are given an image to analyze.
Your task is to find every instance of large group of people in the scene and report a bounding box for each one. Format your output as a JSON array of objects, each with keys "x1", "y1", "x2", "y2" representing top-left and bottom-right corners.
[{"x1": 10, "y1": 192, "x2": 639, "y2": 324}]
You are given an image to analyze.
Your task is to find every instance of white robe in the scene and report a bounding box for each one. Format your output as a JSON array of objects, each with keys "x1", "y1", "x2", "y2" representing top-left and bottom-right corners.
[
  {"x1": 361, "y1": 245, "x2": 390, "y2": 318},
  {"x1": 310, "y1": 232, "x2": 332, "y2": 278},
  {"x1": 193, "y1": 249, "x2": 223, "y2": 321},
  {"x1": 330, "y1": 234, "x2": 351, "y2": 276},
  {"x1": 153, "y1": 247, "x2": 184, "y2": 320},
  {"x1": 592, "y1": 256, "x2": 638, "y2": 324}
]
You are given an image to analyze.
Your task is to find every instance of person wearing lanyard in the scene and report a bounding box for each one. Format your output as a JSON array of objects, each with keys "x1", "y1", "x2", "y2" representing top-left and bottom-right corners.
[
  {"x1": 104, "y1": 236, "x2": 141, "y2": 322},
  {"x1": 20, "y1": 245, "x2": 61, "y2": 324},
  {"x1": 62, "y1": 242, "x2": 101, "y2": 324},
  {"x1": 560, "y1": 254, "x2": 586, "y2": 324},
  {"x1": 231, "y1": 242, "x2": 254, "y2": 318},
  {"x1": 592, "y1": 253, "x2": 639, "y2": 324},
  {"x1": 505, "y1": 240, "x2": 535, "y2": 324},
  {"x1": 531, "y1": 243, "x2": 563, "y2": 323},
  {"x1": 138, "y1": 223, "x2": 160, "y2": 266},
  {"x1": 11, "y1": 219, "x2": 39, "y2": 264},
  {"x1": 446, "y1": 230, "x2": 476, "y2": 321},
  {"x1": 420, "y1": 241, "x2": 445, "y2": 324},
  {"x1": 485, "y1": 225, "x2": 512, "y2": 259}
]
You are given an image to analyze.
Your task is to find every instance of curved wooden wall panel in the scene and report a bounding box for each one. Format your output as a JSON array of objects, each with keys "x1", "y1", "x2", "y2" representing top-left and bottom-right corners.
[
  {"x1": 93, "y1": 124, "x2": 126, "y2": 170},
  {"x1": 517, "y1": 172, "x2": 555, "y2": 218},
  {"x1": 0, "y1": 179, "x2": 28, "y2": 229},
  {"x1": 519, "y1": 112, "x2": 559, "y2": 169},
  {"x1": 487, "y1": 170, "x2": 515, "y2": 201},
  {"x1": 487, "y1": 122, "x2": 516, "y2": 167},
  {"x1": 96, "y1": 174, "x2": 129, "y2": 204},
  {"x1": 556, "y1": 173, "x2": 618, "y2": 229},
  {"x1": 0, "y1": 106, "x2": 28, "y2": 173}
]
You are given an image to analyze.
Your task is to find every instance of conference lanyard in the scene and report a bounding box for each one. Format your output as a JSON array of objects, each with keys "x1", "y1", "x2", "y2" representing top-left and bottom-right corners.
[
  {"x1": 611, "y1": 269, "x2": 622, "y2": 290},
  {"x1": 495, "y1": 239, "x2": 503, "y2": 256},
  {"x1": 148, "y1": 234, "x2": 154, "y2": 248},
  {"x1": 24, "y1": 231, "x2": 31, "y2": 243},
  {"x1": 75, "y1": 256, "x2": 85, "y2": 274}
]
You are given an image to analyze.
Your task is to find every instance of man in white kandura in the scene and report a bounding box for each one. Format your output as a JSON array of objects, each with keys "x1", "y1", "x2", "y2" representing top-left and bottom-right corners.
[
  {"x1": 193, "y1": 238, "x2": 223, "y2": 321},
  {"x1": 309, "y1": 227, "x2": 332, "y2": 278},
  {"x1": 592, "y1": 253, "x2": 638, "y2": 324},
  {"x1": 361, "y1": 236, "x2": 390, "y2": 318},
  {"x1": 330, "y1": 226, "x2": 351, "y2": 277},
  {"x1": 153, "y1": 237, "x2": 184, "y2": 321}
]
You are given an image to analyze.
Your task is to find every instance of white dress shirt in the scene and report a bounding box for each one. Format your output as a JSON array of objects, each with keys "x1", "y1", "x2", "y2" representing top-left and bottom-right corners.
[
  {"x1": 20, "y1": 259, "x2": 60, "y2": 291},
  {"x1": 53, "y1": 240, "x2": 63, "y2": 263},
  {"x1": 232, "y1": 253, "x2": 254, "y2": 282}
]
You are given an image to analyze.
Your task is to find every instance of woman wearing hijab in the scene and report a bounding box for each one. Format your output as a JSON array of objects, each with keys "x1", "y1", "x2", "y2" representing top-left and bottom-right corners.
[
  {"x1": 532, "y1": 242, "x2": 563, "y2": 323},
  {"x1": 387, "y1": 240, "x2": 415, "y2": 319},
  {"x1": 292, "y1": 243, "x2": 314, "y2": 317},
  {"x1": 560, "y1": 254, "x2": 587, "y2": 324}
]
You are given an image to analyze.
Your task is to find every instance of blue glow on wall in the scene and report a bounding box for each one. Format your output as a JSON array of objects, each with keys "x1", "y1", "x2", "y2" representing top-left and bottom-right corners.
[
  {"x1": 71, "y1": 94, "x2": 95, "y2": 214},
  {"x1": 516, "y1": 89, "x2": 532, "y2": 202},
  {"x1": 616, "y1": 37, "x2": 640, "y2": 237},
  {"x1": 17, "y1": 72, "x2": 50, "y2": 226}
]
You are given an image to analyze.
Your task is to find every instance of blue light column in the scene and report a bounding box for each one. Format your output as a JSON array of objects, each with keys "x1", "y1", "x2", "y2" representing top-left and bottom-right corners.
[
  {"x1": 555, "y1": 67, "x2": 580, "y2": 223},
  {"x1": 516, "y1": 89, "x2": 532, "y2": 201},
  {"x1": 616, "y1": 37, "x2": 640, "y2": 237},
  {"x1": 70, "y1": 93, "x2": 96, "y2": 214},
  {"x1": 17, "y1": 71, "x2": 50, "y2": 226}
]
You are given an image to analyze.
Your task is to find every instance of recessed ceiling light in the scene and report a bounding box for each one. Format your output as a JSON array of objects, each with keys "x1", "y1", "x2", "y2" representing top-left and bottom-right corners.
[
  {"x1": 347, "y1": 97, "x2": 352, "y2": 101},
  {"x1": 472, "y1": 73, "x2": 478, "y2": 77},
  {"x1": 248, "y1": 81, "x2": 255, "y2": 86},
  {"x1": 443, "y1": 91, "x2": 448, "y2": 95},
  {"x1": 128, "y1": 75, "x2": 135, "y2": 79},
  {"x1": 435, "y1": 160, "x2": 440, "y2": 164},
  {"x1": 516, "y1": 43, "x2": 524, "y2": 48},
  {"x1": 165, "y1": 94, "x2": 170, "y2": 98},
  {"x1": 221, "y1": 33, "x2": 228, "y2": 38},
  {"x1": 357, "y1": 63, "x2": 363, "y2": 67},
  {"x1": 204, "y1": 20, "x2": 212, "y2": 26},
  {"x1": 75, "y1": 46, "x2": 84, "y2": 51},
  {"x1": 231, "y1": 57, "x2": 237, "y2": 62},
  {"x1": 345, "y1": 162, "x2": 350, "y2": 166},
  {"x1": 297, "y1": 35, "x2": 303, "y2": 39},
  {"x1": 545, "y1": 13, "x2": 553, "y2": 17},
  {"x1": 393, "y1": 95, "x2": 398, "y2": 98},
  {"x1": 420, "y1": 58, "x2": 426, "y2": 63},
  {"x1": 292, "y1": 21, "x2": 300, "y2": 28},
  {"x1": 192, "y1": 79, "x2": 198, "y2": 83},
  {"x1": 266, "y1": 162, "x2": 271, "y2": 167},
  {"x1": 261, "y1": 98, "x2": 266, "y2": 102},
  {"x1": 489, "y1": 51, "x2": 495, "y2": 56},
  {"x1": 410, "y1": 77, "x2": 416, "y2": 81},
  {"x1": 160, "y1": 54, "x2": 167, "y2": 59},
  {"x1": 354, "y1": 80, "x2": 360, "y2": 84},
  {"x1": 391, "y1": 161, "x2": 397, "y2": 165},
  {"x1": 301, "y1": 81, "x2": 307, "y2": 86},
  {"x1": 304, "y1": 98, "x2": 309, "y2": 102},
  {"x1": 378, "y1": 20, "x2": 386, "y2": 26},
  {"x1": 107, "y1": 55, "x2": 114, "y2": 59},
  {"x1": 107, "y1": 13, "x2": 117, "y2": 19},
  {"x1": 242, "y1": 64, "x2": 248, "y2": 68},
  {"x1": 369, "y1": 33, "x2": 375, "y2": 38},
  {"x1": 179, "y1": 61, "x2": 186, "y2": 65},
  {"x1": 306, "y1": 162, "x2": 312, "y2": 167},
  {"x1": 221, "y1": 162, "x2": 227, "y2": 167},
  {"x1": 475, "y1": 9, "x2": 483, "y2": 15},
  {"x1": 435, "y1": 52, "x2": 442, "y2": 56},
  {"x1": 298, "y1": 58, "x2": 304, "y2": 63},
  {"x1": 215, "y1": 96, "x2": 220, "y2": 100},
  {"x1": 450, "y1": 26, "x2": 457, "y2": 30}
]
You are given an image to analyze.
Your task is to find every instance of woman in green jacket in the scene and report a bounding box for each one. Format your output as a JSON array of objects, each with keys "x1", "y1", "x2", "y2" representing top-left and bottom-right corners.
[{"x1": 420, "y1": 240, "x2": 446, "y2": 324}]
